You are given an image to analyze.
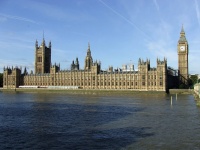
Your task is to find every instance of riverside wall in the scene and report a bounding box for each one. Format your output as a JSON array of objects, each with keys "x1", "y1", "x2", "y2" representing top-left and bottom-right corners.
[
  {"x1": 194, "y1": 83, "x2": 200, "y2": 98},
  {"x1": 0, "y1": 88, "x2": 168, "y2": 96},
  {"x1": 0, "y1": 88, "x2": 194, "y2": 95},
  {"x1": 169, "y1": 89, "x2": 194, "y2": 94}
]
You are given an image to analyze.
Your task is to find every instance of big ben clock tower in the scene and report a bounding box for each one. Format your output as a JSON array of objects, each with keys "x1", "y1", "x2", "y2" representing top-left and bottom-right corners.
[{"x1": 177, "y1": 26, "x2": 189, "y2": 86}]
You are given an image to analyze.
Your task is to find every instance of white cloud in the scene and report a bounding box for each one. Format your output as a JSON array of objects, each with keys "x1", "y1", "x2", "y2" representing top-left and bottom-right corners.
[
  {"x1": 0, "y1": 13, "x2": 39, "y2": 24},
  {"x1": 153, "y1": 0, "x2": 159, "y2": 11},
  {"x1": 98, "y1": 0, "x2": 151, "y2": 41},
  {"x1": 194, "y1": 0, "x2": 200, "y2": 27}
]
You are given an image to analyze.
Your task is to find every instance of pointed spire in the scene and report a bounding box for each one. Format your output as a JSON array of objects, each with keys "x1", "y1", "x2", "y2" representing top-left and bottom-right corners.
[
  {"x1": 24, "y1": 67, "x2": 27, "y2": 75},
  {"x1": 87, "y1": 42, "x2": 91, "y2": 52},
  {"x1": 75, "y1": 57, "x2": 79, "y2": 65},
  {"x1": 164, "y1": 57, "x2": 167, "y2": 62},
  {"x1": 35, "y1": 39, "x2": 38, "y2": 47},
  {"x1": 49, "y1": 41, "x2": 51, "y2": 48},
  {"x1": 181, "y1": 24, "x2": 185, "y2": 33},
  {"x1": 42, "y1": 30, "x2": 45, "y2": 46},
  {"x1": 179, "y1": 25, "x2": 187, "y2": 43},
  {"x1": 43, "y1": 30, "x2": 45, "y2": 40},
  {"x1": 138, "y1": 58, "x2": 141, "y2": 64}
]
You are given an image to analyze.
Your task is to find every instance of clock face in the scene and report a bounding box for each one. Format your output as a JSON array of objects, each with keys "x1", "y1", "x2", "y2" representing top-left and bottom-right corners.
[{"x1": 180, "y1": 46, "x2": 185, "y2": 51}]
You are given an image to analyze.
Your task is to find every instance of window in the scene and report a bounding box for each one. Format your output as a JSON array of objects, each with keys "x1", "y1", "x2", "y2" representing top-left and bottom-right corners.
[
  {"x1": 160, "y1": 74, "x2": 163, "y2": 79},
  {"x1": 37, "y1": 57, "x2": 42, "y2": 62}
]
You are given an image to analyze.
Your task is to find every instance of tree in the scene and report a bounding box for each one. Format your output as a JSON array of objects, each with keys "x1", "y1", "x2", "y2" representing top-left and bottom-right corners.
[
  {"x1": 0, "y1": 73, "x2": 3, "y2": 87},
  {"x1": 189, "y1": 75, "x2": 198, "y2": 88}
]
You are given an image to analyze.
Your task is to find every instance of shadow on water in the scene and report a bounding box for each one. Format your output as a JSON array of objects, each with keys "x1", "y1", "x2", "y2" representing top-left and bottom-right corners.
[
  {"x1": 67, "y1": 127, "x2": 154, "y2": 150},
  {"x1": 0, "y1": 94, "x2": 154, "y2": 150}
]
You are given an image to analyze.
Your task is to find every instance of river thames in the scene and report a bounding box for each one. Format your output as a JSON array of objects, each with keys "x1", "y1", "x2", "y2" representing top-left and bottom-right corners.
[{"x1": 0, "y1": 92, "x2": 200, "y2": 149}]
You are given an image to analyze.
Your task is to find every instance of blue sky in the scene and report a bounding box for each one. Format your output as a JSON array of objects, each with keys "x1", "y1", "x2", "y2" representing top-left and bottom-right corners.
[{"x1": 0, "y1": 0, "x2": 200, "y2": 74}]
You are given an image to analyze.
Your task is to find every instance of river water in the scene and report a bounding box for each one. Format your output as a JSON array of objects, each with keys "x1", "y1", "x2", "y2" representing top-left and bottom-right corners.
[{"x1": 0, "y1": 92, "x2": 200, "y2": 150}]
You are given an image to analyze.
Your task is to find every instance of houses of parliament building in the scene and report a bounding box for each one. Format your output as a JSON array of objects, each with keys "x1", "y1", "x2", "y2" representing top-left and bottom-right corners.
[{"x1": 3, "y1": 27, "x2": 189, "y2": 92}]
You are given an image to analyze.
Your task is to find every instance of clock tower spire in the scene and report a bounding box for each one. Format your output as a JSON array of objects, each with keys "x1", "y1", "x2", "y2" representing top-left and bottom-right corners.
[{"x1": 177, "y1": 25, "x2": 189, "y2": 87}]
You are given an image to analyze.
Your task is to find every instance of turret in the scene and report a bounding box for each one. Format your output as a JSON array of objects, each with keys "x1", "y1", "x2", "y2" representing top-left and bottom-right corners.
[
  {"x1": 49, "y1": 41, "x2": 51, "y2": 49},
  {"x1": 71, "y1": 60, "x2": 75, "y2": 70},
  {"x1": 138, "y1": 58, "x2": 150, "y2": 72},
  {"x1": 75, "y1": 57, "x2": 79, "y2": 65},
  {"x1": 50, "y1": 62, "x2": 60, "y2": 74},
  {"x1": 23, "y1": 67, "x2": 28, "y2": 75},
  {"x1": 3, "y1": 67, "x2": 21, "y2": 88},
  {"x1": 91, "y1": 60, "x2": 101, "y2": 74},
  {"x1": 71, "y1": 57, "x2": 80, "y2": 71}
]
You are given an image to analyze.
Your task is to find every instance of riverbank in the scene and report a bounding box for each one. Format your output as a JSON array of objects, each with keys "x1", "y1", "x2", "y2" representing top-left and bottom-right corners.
[
  {"x1": 0, "y1": 88, "x2": 194, "y2": 95},
  {"x1": 169, "y1": 89, "x2": 193, "y2": 94},
  {"x1": 0, "y1": 88, "x2": 169, "y2": 96}
]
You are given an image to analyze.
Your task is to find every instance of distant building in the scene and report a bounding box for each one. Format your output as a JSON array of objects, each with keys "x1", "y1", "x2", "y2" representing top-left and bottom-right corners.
[{"x1": 3, "y1": 27, "x2": 189, "y2": 91}]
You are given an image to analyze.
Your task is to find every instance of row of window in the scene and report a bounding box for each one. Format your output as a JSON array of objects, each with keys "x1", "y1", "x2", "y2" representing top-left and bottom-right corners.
[
  {"x1": 25, "y1": 81, "x2": 163, "y2": 87},
  {"x1": 25, "y1": 73, "x2": 165, "y2": 81}
]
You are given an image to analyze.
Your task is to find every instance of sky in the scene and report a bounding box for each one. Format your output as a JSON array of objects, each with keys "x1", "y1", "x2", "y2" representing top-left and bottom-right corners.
[{"x1": 0, "y1": 0, "x2": 200, "y2": 74}]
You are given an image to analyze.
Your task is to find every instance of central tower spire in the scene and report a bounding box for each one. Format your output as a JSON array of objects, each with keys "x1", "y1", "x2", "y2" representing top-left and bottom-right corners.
[{"x1": 84, "y1": 42, "x2": 93, "y2": 70}]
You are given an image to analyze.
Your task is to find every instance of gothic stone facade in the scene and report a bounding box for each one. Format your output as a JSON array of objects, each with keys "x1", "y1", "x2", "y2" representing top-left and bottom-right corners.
[
  {"x1": 177, "y1": 26, "x2": 189, "y2": 86},
  {"x1": 3, "y1": 27, "x2": 188, "y2": 91}
]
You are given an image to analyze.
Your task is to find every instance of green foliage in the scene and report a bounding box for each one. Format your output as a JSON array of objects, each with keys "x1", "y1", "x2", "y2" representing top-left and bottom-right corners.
[
  {"x1": 179, "y1": 83, "x2": 187, "y2": 89},
  {"x1": 189, "y1": 75, "x2": 199, "y2": 88},
  {"x1": 190, "y1": 75, "x2": 198, "y2": 84},
  {"x1": 0, "y1": 73, "x2": 3, "y2": 87}
]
